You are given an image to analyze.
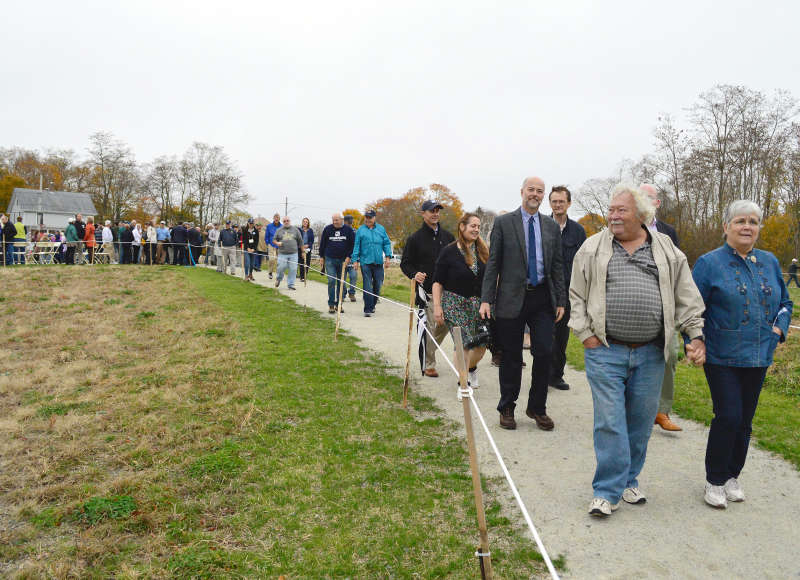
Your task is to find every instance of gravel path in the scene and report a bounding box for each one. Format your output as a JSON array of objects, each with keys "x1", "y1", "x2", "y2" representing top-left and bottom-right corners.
[{"x1": 244, "y1": 268, "x2": 800, "y2": 579}]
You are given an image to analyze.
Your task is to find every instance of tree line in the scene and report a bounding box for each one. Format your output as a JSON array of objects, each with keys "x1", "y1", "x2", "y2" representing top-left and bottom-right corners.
[
  {"x1": 0, "y1": 132, "x2": 249, "y2": 226},
  {"x1": 577, "y1": 84, "x2": 800, "y2": 265}
]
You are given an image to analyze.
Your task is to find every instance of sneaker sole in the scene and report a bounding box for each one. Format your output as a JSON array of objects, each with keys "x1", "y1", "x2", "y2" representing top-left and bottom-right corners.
[
  {"x1": 589, "y1": 509, "x2": 610, "y2": 517},
  {"x1": 623, "y1": 496, "x2": 646, "y2": 505}
]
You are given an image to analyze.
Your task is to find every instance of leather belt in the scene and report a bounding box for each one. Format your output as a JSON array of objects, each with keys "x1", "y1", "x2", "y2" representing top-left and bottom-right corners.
[
  {"x1": 525, "y1": 283, "x2": 545, "y2": 291},
  {"x1": 607, "y1": 337, "x2": 659, "y2": 349}
]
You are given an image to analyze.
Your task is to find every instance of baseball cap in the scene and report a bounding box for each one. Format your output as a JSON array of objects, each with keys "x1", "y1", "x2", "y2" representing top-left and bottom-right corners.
[
  {"x1": 247, "y1": 217, "x2": 254, "y2": 223},
  {"x1": 364, "y1": 210, "x2": 377, "y2": 218},
  {"x1": 421, "y1": 200, "x2": 444, "y2": 212},
  {"x1": 226, "y1": 220, "x2": 231, "y2": 225}
]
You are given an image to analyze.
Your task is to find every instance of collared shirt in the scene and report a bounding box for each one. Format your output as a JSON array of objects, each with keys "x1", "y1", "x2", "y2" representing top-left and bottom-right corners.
[
  {"x1": 156, "y1": 227, "x2": 170, "y2": 241},
  {"x1": 520, "y1": 207, "x2": 544, "y2": 284},
  {"x1": 605, "y1": 236, "x2": 663, "y2": 343}
]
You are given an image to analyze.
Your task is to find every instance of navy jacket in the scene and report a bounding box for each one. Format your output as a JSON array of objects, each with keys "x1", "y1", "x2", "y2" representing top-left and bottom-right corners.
[
  {"x1": 655, "y1": 220, "x2": 679, "y2": 247},
  {"x1": 319, "y1": 224, "x2": 355, "y2": 260},
  {"x1": 171, "y1": 226, "x2": 188, "y2": 244},
  {"x1": 553, "y1": 216, "x2": 586, "y2": 287}
]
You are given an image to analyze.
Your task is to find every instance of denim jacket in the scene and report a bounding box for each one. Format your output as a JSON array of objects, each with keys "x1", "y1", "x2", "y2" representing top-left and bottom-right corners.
[
  {"x1": 692, "y1": 244, "x2": 793, "y2": 367},
  {"x1": 351, "y1": 223, "x2": 392, "y2": 265}
]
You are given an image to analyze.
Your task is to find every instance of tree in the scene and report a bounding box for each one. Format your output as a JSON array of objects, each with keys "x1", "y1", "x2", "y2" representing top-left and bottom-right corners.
[
  {"x1": 367, "y1": 184, "x2": 464, "y2": 251},
  {"x1": 1, "y1": 172, "x2": 27, "y2": 212},
  {"x1": 342, "y1": 208, "x2": 364, "y2": 228},
  {"x1": 759, "y1": 212, "x2": 797, "y2": 266},
  {"x1": 578, "y1": 213, "x2": 606, "y2": 237}
]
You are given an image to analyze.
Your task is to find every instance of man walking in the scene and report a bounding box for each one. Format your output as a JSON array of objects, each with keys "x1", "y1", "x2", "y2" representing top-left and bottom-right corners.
[
  {"x1": 641, "y1": 183, "x2": 683, "y2": 432},
  {"x1": 274, "y1": 216, "x2": 304, "y2": 290},
  {"x1": 401, "y1": 200, "x2": 455, "y2": 377},
  {"x1": 217, "y1": 220, "x2": 238, "y2": 275},
  {"x1": 319, "y1": 213, "x2": 356, "y2": 313},
  {"x1": 548, "y1": 186, "x2": 586, "y2": 391},
  {"x1": 479, "y1": 176, "x2": 566, "y2": 431},
  {"x1": 352, "y1": 210, "x2": 393, "y2": 317},
  {"x1": 265, "y1": 213, "x2": 281, "y2": 279},
  {"x1": 74, "y1": 213, "x2": 86, "y2": 264},
  {"x1": 242, "y1": 218, "x2": 259, "y2": 281},
  {"x1": 569, "y1": 184, "x2": 705, "y2": 517},
  {"x1": 2, "y1": 215, "x2": 17, "y2": 265},
  {"x1": 342, "y1": 215, "x2": 359, "y2": 302},
  {"x1": 788, "y1": 258, "x2": 799, "y2": 288}
]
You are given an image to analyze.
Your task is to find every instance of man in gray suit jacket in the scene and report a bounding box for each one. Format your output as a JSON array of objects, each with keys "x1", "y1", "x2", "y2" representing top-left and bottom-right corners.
[{"x1": 480, "y1": 176, "x2": 566, "y2": 431}]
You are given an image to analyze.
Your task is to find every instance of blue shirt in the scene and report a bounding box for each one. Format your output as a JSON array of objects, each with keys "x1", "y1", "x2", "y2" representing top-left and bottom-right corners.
[
  {"x1": 521, "y1": 207, "x2": 544, "y2": 285},
  {"x1": 156, "y1": 227, "x2": 170, "y2": 241},
  {"x1": 693, "y1": 244, "x2": 793, "y2": 367}
]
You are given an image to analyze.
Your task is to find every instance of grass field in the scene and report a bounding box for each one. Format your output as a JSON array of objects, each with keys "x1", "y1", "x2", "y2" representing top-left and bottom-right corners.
[
  {"x1": 0, "y1": 266, "x2": 551, "y2": 578},
  {"x1": 566, "y1": 286, "x2": 800, "y2": 469}
]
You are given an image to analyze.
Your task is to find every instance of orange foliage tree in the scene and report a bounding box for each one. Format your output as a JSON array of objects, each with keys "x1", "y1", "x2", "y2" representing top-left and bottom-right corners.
[
  {"x1": 367, "y1": 184, "x2": 463, "y2": 251},
  {"x1": 759, "y1": 212, "x2": 797, "y2": 266},
  {"x1": 342, "y1": 208, "x2": 364, "y2": 228},
  {"x1": 578, "y1": 213, "x2": 606, "y2": 237}
]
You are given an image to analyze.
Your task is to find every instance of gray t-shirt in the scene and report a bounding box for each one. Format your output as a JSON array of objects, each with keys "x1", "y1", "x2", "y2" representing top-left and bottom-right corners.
[
  {"x1": 274, "y1": 225, "x2": 303, "y2": 255},
  {"x1": 605, "y1": 238, "x2": 663, "y2": 343}
]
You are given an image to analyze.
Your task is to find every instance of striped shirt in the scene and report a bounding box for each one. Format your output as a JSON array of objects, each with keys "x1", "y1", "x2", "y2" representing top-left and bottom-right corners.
[{"x1": 605, "y1": 237, "x2": 663, "y2": 343}]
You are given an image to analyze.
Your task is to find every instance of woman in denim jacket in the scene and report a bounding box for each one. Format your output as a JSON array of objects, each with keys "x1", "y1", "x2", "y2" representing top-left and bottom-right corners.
[{"x1": 692, "y1": 200, "x2": 793, "y2": 509}]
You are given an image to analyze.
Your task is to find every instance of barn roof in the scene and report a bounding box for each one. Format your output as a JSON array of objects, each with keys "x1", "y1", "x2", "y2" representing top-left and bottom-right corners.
[{"x1": 9, "y1": 188, "x2": 97, "y2": 215}]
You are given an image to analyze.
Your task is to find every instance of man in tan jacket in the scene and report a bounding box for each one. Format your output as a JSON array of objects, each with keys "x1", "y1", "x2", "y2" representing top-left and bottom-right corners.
[{"x1": 569, "y1": 184, "x2": 705, "y2": 517}]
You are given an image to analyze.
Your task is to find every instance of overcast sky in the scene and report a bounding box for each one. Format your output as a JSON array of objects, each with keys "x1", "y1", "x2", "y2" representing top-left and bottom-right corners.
[{"x1": 2, "y1": 0, "x2": 798, "y2": 222}]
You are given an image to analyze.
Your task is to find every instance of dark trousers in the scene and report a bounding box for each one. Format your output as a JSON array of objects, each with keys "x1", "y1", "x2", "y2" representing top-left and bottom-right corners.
[
  {"x1": 788, "y1": 274, "x2": 800, "y2": 288},
  {"x1": 704, "y1": 363, "x2": 767, "y2": 485},
  {"x1": 495, "y1": 285, "x2": 554, "y2": 415},
  {"x1": 65, "y1": 245, "x2": 75, "y2": 265},
  {"x1": 550, "y1": 302, "x2": 571, "y2": 383},
  {"x1": 172, "y1": 244, "x2": 187, "y2": 266},
  {"x1": 121, "y1": 245, "x2": 132, "y2": 264},
  {"x1": 361, "y1": 263, "x2": 384, "y2": 313}
]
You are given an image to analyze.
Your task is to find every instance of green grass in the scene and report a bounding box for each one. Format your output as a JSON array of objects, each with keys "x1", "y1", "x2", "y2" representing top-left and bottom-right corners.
[
  {"x1": 306, "y1": 264, "x2": 412, "y2": 304},
  {"x1": 565, "y1": 288, "x2": 800, "y2": 469},
  {"x1": 177, "y1": 267, "x2": 552, "y2": 577},
  {"x1": 75, "y1": 495, "x2": 138, "y2": 526}
]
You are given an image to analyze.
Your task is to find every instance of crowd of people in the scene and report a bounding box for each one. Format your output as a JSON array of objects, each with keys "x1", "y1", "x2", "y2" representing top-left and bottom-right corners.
[
  {"x1": 1, "y1": 180, "x2": 796, "y2": 519},
  {"x1": 399, "y1": 178, "x2": 793, "y2": 518}
]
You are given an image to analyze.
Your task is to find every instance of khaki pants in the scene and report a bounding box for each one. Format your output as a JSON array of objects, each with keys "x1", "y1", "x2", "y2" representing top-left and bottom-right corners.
[
  {"x1": 424, "y1": 293, "x2": 449, "y2": 370},
  {"x1": 268, "y1": 246, "x2": 278, "y2": 274},
  {"x1": 103, "y1": 242, "x2": 117, "y2": 263},
  {"x1": 219, "y1": 246, "x2": 237, "y2": 274},
  {"x1": 74, "y1": 241, "x2": 85, "y2": 264}
]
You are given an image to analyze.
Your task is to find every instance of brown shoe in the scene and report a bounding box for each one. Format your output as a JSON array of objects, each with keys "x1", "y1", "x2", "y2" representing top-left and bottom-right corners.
[
  {"x1": 526, "y1": 409, "x2": 554, "y2": 431},
  {"x1": 491, "y1": 353, "x2": 502, "y2": 367},
  {"x1": 499, "y1": 407, "x2": 516, "y2": 430},
  {"x1": 424, "y1": 368, "x2": 439, "y2": 378},
  {"x1": 655, "y1": 412, "x2": 682, "y2": 432}
]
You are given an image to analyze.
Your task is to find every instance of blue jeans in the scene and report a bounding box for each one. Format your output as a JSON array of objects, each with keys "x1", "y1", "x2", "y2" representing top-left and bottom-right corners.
[
  {"x1": 704, "y1": 364, "x2": 766, "y2": 485},
  {"x1": 3, "y1": 242, "x2": 14, "y2": 266},
  {"x1": 324, "y1": 257, "x2": 345, "y2": 306},
  {"x1": 244, "y1": 251, "x2": 257, "y2": 276},
  {"x1": 360, "y1": 263, "x2": 384, "y2": 313},
  {"x1": 584, "y1": 342, "x2": 665, "y2": 503},
  {"x1": 276, "y1": 253, "x2": 298, "y2": 287},
  {"x1": 346, "y1": 263, "x2": 358, "y2": 297}
]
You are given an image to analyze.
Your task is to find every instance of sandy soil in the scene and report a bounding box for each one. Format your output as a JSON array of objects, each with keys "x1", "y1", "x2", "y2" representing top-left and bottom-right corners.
[{"x1": 235, "y1": 266, "x2": 800, "y2": 579}]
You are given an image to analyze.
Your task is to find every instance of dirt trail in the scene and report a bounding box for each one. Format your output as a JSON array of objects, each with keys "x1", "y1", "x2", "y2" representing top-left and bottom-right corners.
[{"x1": 244, "y1": 268, "x2": 800, "y2": 579}]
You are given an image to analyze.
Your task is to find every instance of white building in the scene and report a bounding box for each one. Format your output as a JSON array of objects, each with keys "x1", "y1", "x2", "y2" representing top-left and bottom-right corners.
[{"x1": 6, "y1": 188, "x2": 97, "y2": 231}]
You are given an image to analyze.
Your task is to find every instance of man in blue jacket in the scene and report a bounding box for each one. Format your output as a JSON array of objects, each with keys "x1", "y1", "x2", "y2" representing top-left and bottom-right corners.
[
  {"x1": 265, "y1": 213, "x2": 281, "y2": 279},
  {"x1": 352, "y1": 210, "x2": 393, "y2": 317},
  {"x1": 319, "y1": 213, "x2": 355, "y2": 313}
]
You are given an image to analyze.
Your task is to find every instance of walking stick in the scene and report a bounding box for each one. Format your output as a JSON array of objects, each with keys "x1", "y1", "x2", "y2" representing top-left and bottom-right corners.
[
  {"x1": 402, "y1": 279, "x2": 417, "y2": 408},
  {"x1": 452, "y1": 327, "x2": 493, "y2": 580},
  {"x1": 334, "y1": 262, "x2": 347, "y2": 341},
  {"x1": 240, "y1": 243, "x2": 246, "y2": 280}
]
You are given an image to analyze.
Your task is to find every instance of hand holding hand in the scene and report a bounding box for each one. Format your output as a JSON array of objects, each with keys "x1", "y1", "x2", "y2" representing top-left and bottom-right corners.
[
  {"x1": 772, "y1": 326, "x2": 783, "y2": 337},
  {"x1": 685, "y1": 338, "x2": 706, "y2": 366}
]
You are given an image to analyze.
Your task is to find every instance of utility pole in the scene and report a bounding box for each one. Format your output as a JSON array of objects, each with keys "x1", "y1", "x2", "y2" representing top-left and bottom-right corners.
[{"x1": 284, "y1": 196, "x2": 288, "y2": 216}]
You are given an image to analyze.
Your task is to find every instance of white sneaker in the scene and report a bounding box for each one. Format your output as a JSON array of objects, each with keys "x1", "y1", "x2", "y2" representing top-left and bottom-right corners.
[
  {"x1": 704, "y1": 483, "x2": 728, "y2": 509},
  {"x1": 622, "y1": 487, "x2": 646, "y2": 504},
  {"x1": 724, "y1": 478, "x2": 745, "y2": 502},
  {"x1": 588, "y1": 497, "x2": 619, "y2": 517},
  {"x1": 468, "y1": 369, "x2": 479, "y2": 388}
]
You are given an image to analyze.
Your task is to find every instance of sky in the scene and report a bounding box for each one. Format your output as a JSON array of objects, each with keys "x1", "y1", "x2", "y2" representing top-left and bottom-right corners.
[{"x1": 2, "y1": 0, "x2": 798, "y2": 222}]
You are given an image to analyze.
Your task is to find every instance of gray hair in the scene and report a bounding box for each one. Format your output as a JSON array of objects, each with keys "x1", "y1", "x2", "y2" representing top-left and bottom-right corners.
[
  {"x1": 105, "y1": 220, "x2": 111, "y2": 226},
  {"x1": 609, "y1": 183, "x2": 655, "y2": 225},
  {"x1": 723, "y1": 200, "x2": 762, "y2": 226}
]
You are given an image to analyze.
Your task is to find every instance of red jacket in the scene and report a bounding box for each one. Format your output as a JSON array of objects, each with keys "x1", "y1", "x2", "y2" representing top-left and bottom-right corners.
[{"x1": 84, "y1": 223, "x2": 96, "y2": 247}]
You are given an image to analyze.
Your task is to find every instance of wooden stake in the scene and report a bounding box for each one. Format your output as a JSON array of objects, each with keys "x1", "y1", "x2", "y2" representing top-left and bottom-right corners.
[
  {"x1": 240, "y1": 245, "x2": 246, "y2": 280},
  {"x1": 452, "y1": 326, "x2": 493, "y2": 580},
  {"x1": 402, "y1": 280, "x2": 417, "y2": 408},
  {"x1": 334, "y1": 262, "x2": 346, "y2": 341}
]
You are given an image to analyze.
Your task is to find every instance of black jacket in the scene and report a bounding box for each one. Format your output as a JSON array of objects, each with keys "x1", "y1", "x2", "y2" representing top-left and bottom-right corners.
[
  {"x1": 553, "y1": 216, "x2": 586, "y2": 286},
  {"x1": 74, "y1": 220, "x2": 86, "y2": 240},
  {"x1": 242, "y1": 227, "x2": 259, "y2": 251},
  {"x1": 120, "y1": 227, "x2": 134, "y2": 244},
  {"x1": 401, "y1": 223, "x2": 455, "y2": 294},
  {"x1": 655, "y1": 220, "x2": 679, "y2": 248},
  {"x1": 2, "y1": 223, "x2": 17, "y2": 243},
  {"x1": 171, "y1": 225, "x2": 187, "y2": 244},
  {"x1": 187, "y1": 228, "x2": 202, "y2": 248}
]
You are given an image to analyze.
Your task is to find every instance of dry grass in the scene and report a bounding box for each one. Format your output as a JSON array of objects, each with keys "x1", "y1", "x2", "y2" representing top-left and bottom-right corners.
[{"x1": 0, "y1": 265, "x2": 252, "y2": 578}]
